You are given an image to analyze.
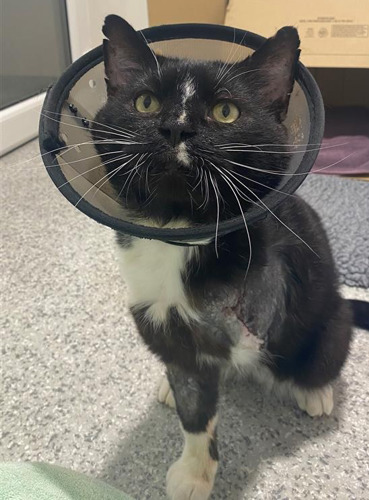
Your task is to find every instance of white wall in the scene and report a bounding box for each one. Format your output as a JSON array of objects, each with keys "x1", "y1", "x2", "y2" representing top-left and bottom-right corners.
[{"x1": 66, "y1": 0, "x2": 149, "y2": 61}]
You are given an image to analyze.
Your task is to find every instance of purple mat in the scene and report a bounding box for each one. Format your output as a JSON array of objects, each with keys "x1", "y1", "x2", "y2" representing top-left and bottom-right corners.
[{"x1": 312, "y1": 107, "x2": 369, "y2": 175}]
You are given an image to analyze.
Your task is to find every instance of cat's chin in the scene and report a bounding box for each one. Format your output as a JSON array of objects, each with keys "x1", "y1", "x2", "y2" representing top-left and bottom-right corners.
[
  {"x1": 151, "y1": 164, "x2": 193, "y2": 193},
  {"x1": 160, "y1": 160, "x2": 192, "y2": 174}
]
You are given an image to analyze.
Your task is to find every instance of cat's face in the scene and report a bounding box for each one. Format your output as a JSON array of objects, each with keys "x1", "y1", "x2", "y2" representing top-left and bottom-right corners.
[{"x1": 94, "y1": 15, "x2": 300, "y2": 225}]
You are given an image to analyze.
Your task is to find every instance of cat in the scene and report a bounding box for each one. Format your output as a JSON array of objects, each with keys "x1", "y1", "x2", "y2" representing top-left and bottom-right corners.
[{"x1": 93, "y1": 15, "x2": 355, "y2": 500}]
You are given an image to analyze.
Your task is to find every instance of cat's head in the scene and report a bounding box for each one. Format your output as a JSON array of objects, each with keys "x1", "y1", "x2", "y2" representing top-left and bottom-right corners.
[{"x1": 93, "y1": 15, "x2": 300, "y2": 226}]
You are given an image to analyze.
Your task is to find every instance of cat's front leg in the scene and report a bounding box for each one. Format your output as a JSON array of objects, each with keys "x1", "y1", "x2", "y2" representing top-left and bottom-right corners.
[{"x1": 166, "y1": 364, "x2": 219, "y2": 500}]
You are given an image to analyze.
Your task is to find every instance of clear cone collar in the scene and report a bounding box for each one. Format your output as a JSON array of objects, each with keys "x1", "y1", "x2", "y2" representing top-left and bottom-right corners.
[{"x1": 39, "y1": 23, "x2": 324, "y2": 243}]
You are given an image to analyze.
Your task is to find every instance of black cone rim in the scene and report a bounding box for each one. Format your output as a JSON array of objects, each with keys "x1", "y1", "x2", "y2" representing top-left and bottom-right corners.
[{"x1": 39, "y1": 23, "x2": 324, "y2": 242}]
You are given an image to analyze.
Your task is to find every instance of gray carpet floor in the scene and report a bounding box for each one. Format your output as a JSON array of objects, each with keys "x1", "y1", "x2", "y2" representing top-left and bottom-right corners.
[
  {"x1": 1, "y1": 140, "x2": 369, "y2": 500},
  {"x1": 298, "y1": 174, "x2": 369, "y2": 289}
]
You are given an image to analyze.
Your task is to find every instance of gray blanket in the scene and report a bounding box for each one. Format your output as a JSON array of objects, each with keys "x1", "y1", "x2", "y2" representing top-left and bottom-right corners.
[{"x1": 298, "y1": 175, "x2": 369, "y2": 289}]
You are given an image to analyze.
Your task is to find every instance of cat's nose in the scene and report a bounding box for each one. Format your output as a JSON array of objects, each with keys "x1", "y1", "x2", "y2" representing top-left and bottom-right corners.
[{"x1": 159, "y1": 125, "x2": 196, "y2": 147}]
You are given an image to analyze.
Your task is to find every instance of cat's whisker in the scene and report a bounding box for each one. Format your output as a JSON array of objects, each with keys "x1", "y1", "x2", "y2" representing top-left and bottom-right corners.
[
  {"x1": 215, "y1": 143, "x2": 262, "y2": 151},
  {"x1": 89, "y1": 134, "x2": 128, "y2": 143},
  {"x1": 56, "y1": 153, "x2": 133, "y2": 190},
  {"x1": 224, "y1": 167, "x2": 320, "y2": 257},
  {"x1": 200, "y1": 169, "x2": 205, "y2": 198},
  {"x1": 124, "y1": 154, "x2": 148, "y2": 204},
  {"x1": 40, "y1": 112, "x2": 143, "y2": 143},
  {"x1": 230, "y1": 169, "x2": 296, "y2": 198},
  {"x1": 216, "y1": 29, "x2": 250, "y2": 85},
  {"x1": 215, "y1": 87, "x2": 233, "y2": 98},
  {"x1": 197, "y1": 147, "x2": 217, "y2": 156},
  {"x1": 215, "y1": 142, "x2": 331, "y2": 148},
  {"x1": 41, "y1": 112, "x2": 134, "y2": 140},
  {"x1": 216, "y1": 51, "x2": 239, "y2": 85},
  {"x1": 48, "y1": 149, "x2": 131, "y2": 170},
  {"x1": 209, "y1": 173, "x2": 221, "y2": 258},
  {"x1": 116, "y1": 168, "x2": 138, "y2": 201},
  {"x1": 199, "y1": 167, "x2": 206, "y2": 198},
  {"x1": 142, "y1": 183, "x2": 159, "y2": 209},
  {"x1": 140, "y1": 33, "x2": 162, "y2": 79},
  {"x1": 44, "y1": 110, "x2": 139, "y2": 138},
  {"x1": 197, "y1": 173, "x2": 207, "y2": 209},
  {"x1": 208, "y1": 161, "x2": 253, "y2": 279},
  {"x1": 187, "y1": 187, "x2": 196, "y2": 215},
  {"x1": 135, "y1": 152, "x2": 153, "y2": 193},
  {"x1": 75, "y1": 154, "x2": 138, "y2": 206},
  {"x1": 198, "y1": 170, "x2": 210, "y2": 210},
  {"x1": 94, "y1": 155, "x2": 143, "y2": 202},
  {"x1": 223, "y1": 68, "x2": 262, "y2": 84},
  {"x1": 225, "y1": 152, "x2": 354, "y2": 177},
  {"x1": 75, "y1": 166, "x2": 122, "y2": 206},
  {"x1": 92, "y1": 167, "x2": 130, "y2": 202},
  {"x1": 204, "y1": 170, "x2": 211, "y2": 210},
  {"x1": 193, "y1": 165, "x2": 200, "y2": 184},
  {"x1": 218, "y1": 143, "x2": 349, "y2": 154},
  {"x1": 114, "y1": 161, "x2": 142, "y2": 201},
  {"x1": 192, "y1": 166, "x2": 205, "y2": 192},
  {"x1": 215, "y1": 27, "x2": 238, "y2": 82},
  {"x1": 145, "y1": 158, "x2": 153, "y2": 195},
  {"x1": 218, "y1": 171, "x2": 255, "y2": 204},
  {"x1": 5, "y1": 139, "x2": 115, "y2": 169},
  {"x1": 5, "y1": 141, "x2": 130, "y2": 182}
]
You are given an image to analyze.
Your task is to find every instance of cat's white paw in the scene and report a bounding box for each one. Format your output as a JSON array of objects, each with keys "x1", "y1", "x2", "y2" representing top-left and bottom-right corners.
[
  {"x1": 166, "y1": 457, "x2": 215, "y2": 500},
  {"x1": 293, "y1": 384, "x2": 334, "y2": 417},
  {"x1": 158, "y1": 374, "x2": 176, "y2": 409}
]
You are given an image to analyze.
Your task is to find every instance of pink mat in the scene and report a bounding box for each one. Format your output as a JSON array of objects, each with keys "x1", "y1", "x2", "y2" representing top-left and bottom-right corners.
[{"x1": 312, "y1": 107, "x2": 369, "y2": 175}]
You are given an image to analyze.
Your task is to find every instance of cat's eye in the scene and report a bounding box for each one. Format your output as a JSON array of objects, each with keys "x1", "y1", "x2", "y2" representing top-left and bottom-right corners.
[
  {"x1": 135, "y1": 93, "x2": 160, "y2": 113},
  {"x1": 212, "y1": 102, "x2": 240, "y2": 123}
]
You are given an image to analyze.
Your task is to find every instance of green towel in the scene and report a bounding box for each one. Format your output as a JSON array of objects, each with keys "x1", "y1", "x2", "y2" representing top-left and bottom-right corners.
[{"x1": 0, "y1": 462, "x2": 134, "y2": 500}]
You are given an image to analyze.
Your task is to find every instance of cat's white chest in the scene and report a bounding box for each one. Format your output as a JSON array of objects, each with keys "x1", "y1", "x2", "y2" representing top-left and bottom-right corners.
[{"x1": 116, "y1": 238, "x2": 198, "y2": 324}]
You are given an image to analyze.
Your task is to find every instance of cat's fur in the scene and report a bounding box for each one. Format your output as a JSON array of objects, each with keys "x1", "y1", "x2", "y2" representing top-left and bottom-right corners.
[{"x1": 93, "y1": 15, "x2": 353, "y2": 500}]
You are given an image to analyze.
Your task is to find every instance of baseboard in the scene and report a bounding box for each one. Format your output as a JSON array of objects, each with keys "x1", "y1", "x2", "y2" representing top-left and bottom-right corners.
[{"x1": 0, "y1": 93, "x2": 45, "y2": 157}]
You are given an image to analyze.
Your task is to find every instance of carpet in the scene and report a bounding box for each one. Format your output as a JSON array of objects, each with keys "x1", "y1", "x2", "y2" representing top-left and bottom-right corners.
[
  {"x1": 298, "y1": 174, "x2": 369, "y2": 288},
  {"x1": 1, "y1": 140, "x2": 368, "y2": 500}
]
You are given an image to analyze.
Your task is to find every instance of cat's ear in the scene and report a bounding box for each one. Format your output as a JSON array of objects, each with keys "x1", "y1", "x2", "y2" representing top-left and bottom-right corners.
[
  {"x1": 248, "y1": 26, "x2": 300, "y2": 121},
  {"x1": 102, "y1": 15, "x2": 158, "y2": 96}
]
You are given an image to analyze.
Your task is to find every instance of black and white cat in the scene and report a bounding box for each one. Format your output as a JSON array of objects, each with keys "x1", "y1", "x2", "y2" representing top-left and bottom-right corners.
[{"x1": 94, "y1": 15, "x2": 355, "y2": 500}]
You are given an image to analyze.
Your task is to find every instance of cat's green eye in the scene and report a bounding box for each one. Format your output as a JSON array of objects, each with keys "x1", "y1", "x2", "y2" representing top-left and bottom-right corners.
[
  {"x1": 212, "y1": 102, "x2": 240, "y2": 123},
  {"x1": 135, "y1": 93, "x2": 160, "y2": 113}
]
